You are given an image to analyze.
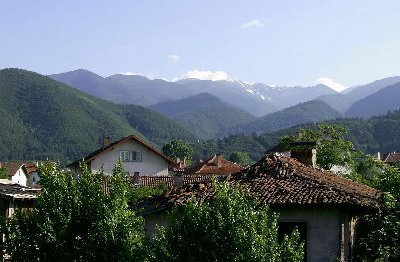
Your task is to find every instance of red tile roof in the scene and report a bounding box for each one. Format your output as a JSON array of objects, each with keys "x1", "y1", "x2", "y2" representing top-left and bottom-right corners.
[
  {"x1": 141, "y1": 155, "x2": 381, "y2": 214},
  {"x1": 184, "y1": 154, "x2": 243, "y2": 175},
  {"x1": 380, "y1": 152, "x2": 400, "y2": 164},
  {"x1": 231, "y1": 155, "x2": 381, "y2": 209},
  {"x1": 24, "y1": 162, "x2": 37, "y2": 174},
  {"x1": 0, "y1": 162, "x2": 26, "y2": 177}
]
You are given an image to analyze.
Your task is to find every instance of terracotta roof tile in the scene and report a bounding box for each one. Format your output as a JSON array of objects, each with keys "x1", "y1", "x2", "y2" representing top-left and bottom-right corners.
[
  {"x1": 381, "y1": 152, "x2": 400, "y2": 164},
  {"x1": 141, "y1": 155, "x2": 381, "y2": 214},
  {"x1": 0, "y1": 162, "x2": 25, "y2": 177},
  {"x1": 184, "y1": 154, "x2": 243, "y2": 175}
]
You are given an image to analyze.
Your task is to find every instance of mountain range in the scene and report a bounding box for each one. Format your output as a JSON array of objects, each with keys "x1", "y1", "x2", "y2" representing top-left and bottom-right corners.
[
  {"x1": 316, "y1": 76, "x2": 400, "y2": 113},
  {"x1": 221, "y1": 100, "x2": 343, "y2": 136},
  {"x1": 50, "y1": 69, "x2": 341, "y2": 116},
  {"x1": 150, "y1": 93, "x2": 257, "y2": 139},
  {"x1": 2, "y1": 67, "x2": 400, "y2": 163},
  {"x1": 0, "y1": 69, "x2": 195, "y2": 163}
]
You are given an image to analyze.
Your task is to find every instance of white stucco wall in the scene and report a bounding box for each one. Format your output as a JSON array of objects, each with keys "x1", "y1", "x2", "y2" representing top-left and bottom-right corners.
[
  {"x1": 90, "y1": 140, "x2": 169, "y2": 176},
  {"x1": 11, "y1": 167, "x2": 27, "y2": 186}
]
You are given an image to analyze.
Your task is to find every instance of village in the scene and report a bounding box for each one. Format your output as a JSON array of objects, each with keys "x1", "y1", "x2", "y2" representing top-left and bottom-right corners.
[
  {"x1": 2, "y1": 1, "x2": 400, "y2": 261},
  {"x1": 0, "y1": 131, "x2": 398, "y2": 261}
]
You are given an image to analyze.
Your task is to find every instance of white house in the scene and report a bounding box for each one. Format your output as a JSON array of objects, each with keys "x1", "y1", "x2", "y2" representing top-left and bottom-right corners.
[
  {"x1": 0, "y1": 162, "x2": 28, "y2": 186},
  {"x1": 69, "y1": 135, "x2": 175, "y2": 177}
]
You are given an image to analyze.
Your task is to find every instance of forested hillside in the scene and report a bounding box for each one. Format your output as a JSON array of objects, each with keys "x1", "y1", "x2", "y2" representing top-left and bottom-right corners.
[
  {"x1": 0, "y1": 69, "x2": 195, "y2": 163},
  {"x1": 191, "y1": 110, "x2": 400, "y2": 162},
  {"x1": 221, "y1": 100, "x2": 343, "y2": 136},
  {"x1": 150, "y1": 93, "x2": 257, "y2": 139}
]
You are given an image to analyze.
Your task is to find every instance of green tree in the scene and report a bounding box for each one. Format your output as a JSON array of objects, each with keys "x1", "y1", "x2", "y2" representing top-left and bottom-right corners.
[
  {"x1": 229, "y1": 151, "x2": 252, "y2": 166},
  {"x1": 281, "y1": 123, "x2": 356, "y2": 170},
  {"x1": 347, "y1": 156, "x2": 400, "y2": 261},
  {"x1": 0, "y1": 167, "x2": 8, "y2": 179},
  {"x1": 162, "y1": 139, "x2": 193, "y2": 164},
  {"x1": 2, "y1": 161, "x2": 145, "y2": 261},
  {"x1": 147, "y1": 180, "x2": 304, "y2": 262}
]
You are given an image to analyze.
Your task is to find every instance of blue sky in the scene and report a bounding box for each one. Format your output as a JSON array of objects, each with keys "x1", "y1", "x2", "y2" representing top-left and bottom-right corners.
[{"x1": 1, "y1": 0, "x2": 400, "y2": 89}]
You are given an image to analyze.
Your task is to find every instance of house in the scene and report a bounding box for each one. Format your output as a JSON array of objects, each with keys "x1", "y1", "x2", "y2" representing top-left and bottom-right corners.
[
  {"x1": 378, "y1": 151, "x2": 400, "y2": 165},
  {"x1": 0, "y1": 180, "x2": 40, "y2": 218},
  {"x1": 69, "y1": 135, "x2": 175, "y2": 177},
  {"x1": 140, "y1": 150, "x2": 381, "y2": 262},
  {"x1": 183, "y1": 153, "x2": 243, "y2": 176},
  {"x1": 0, "y1": 162, "x2": 28, "y2": 186},
  {"x1": 0, "y1": 162, "x2": 39, "y2": 187}
]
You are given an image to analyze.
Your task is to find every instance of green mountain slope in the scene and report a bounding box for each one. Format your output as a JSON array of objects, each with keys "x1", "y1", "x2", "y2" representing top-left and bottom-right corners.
[
  {"x1": 150, "y1": 93, "x2": 257, "y2": 139},
  {"x1": 222, "y1": 100, "x2": 343, "y2": 136},
  {"x1": 0, "y1": 69, "x2": 195, "y2": 163},
  {"x1": 191, "y1": 110, "x2": 400, "y2": 162}
]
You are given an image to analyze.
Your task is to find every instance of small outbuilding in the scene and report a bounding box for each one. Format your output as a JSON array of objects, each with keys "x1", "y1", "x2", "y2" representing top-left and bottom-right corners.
[
  {"x1": 0, "y1": 181, "x2": 40, "y2": 218},
  {"x1": 141, "y1": 151, "x2": 381, "y2": 262}
]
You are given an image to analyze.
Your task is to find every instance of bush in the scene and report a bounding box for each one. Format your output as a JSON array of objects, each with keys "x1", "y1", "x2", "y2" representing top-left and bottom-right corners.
[{"x1": 147, "y1": 180, "x2": 304, "y2": 262}]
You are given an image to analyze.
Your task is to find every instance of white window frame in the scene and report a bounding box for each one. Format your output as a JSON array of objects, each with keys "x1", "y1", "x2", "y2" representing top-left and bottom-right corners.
[
  {"x1": 119, "y1": 151, "x2": 142, "y2": 162},
  {"x1": 120, "y1": 151, "x2": 130, "y2": 162}
]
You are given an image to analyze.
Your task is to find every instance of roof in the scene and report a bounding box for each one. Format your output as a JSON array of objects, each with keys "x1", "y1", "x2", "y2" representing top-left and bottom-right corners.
[
  {"x1": 24, "y1": 162, "x2": 37, "y2": 174},
  {"x1": 0, "y1": 162, "x2": 27, "y2": 177},
  {"x1": 380, "y1": 152, "x2": 400, "y2": 164},
  {"x1": 141, "y1": 155, "x2": 381, "y2": 214},
  {"x1": 183, "y1": 154, "x2": 243, "y2": 175},
  {"x1": 230, "y1": 155, "x2": 381, "y2": 210},
  {"x1": 0, "y1": 182, "x2": 41, "y2": 200},
  {"x1": 69, "y1": 134, "x2": 175, "y2": 167}
]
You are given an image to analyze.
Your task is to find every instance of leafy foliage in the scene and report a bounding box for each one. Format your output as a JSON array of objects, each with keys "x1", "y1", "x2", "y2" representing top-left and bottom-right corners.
[
  {"x1": 2, "y1": 161, "x2": 145, "y2": 261},
  {"x1": 229, "y1": 151, "x2": 253, "y2": 166},
  {"x1": 347, "y1": 156, "x2": 400, "y2": 261},
  {"x1": 162, "y1": 139, "x2": 193, "y2": 164},
  {"x1": 0, "y1": 167, "x2": 8, "y2": 179},
  {"x1": 147, "y1": 180, "x2": 304, "y2": 262},
  {"x1": 281, "y1": 124, "x2": 356, "y2": 170}
]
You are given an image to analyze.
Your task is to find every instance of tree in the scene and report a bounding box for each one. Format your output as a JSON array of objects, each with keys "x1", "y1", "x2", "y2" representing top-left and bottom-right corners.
[
  {"x1": 281, "y1": 123, "x2": 356, "y2": 170},
  {"x1": 229, "y1": 151, "x2": 252, "y2": 166},
  {"x1": 347, "y1": 156, "x2": 400, "y2": 261},
  {"x1": 2, "y1": 161, "x2": 145, "y2": 261},
  {"x1": 0, "y1": 167, "x2": 8, "y2": 179},
  {"x1": 162, "y1": 139, "x2": 193, "y2": 164},
  {"x1": 147, "y1": 180, "x2": 304, "y2": 261}
]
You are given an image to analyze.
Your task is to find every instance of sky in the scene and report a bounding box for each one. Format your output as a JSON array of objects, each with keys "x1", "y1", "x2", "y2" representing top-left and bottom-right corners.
[{"x1": 1, "y1": 0, "x2": 400, "y2": 91}]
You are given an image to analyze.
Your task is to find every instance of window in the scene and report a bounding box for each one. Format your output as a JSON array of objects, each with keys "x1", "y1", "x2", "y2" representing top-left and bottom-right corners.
[
  {"x1": 119, "y1": 151, "x2": 142, "y2": 162},
  {"x1": 120, "y1": 151, "x2": 130, "y2": 161}
]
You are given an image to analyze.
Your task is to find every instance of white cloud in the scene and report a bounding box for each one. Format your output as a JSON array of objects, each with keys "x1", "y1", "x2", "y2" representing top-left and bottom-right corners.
[
  {"x1": 241, "y1": 19, "x2": 265, "y2": 29},
  {"x1": 119, "y1": 71, "x2": 140, "y2": 76},
  {"x1": 179, "y1": 70, "x2": 229, "y2": 81},
  {"x1": 168, "y1": 54, "x2": 180, "y2": 62},
  {"x1": 317, "y1": 77, "x2": 347, "y2": 92}
]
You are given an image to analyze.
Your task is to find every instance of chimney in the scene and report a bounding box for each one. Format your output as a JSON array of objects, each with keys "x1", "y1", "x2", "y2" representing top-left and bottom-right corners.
[
  {"x1": 103, "y1": 136, "x2": 111, "y2": 148},
  {"x1": 290, "y1": 142, "x2": 317, "y2": 168},
  {"x1": 215, "y1": 154, "x2": 222, "y2": 168},
  {"x1": 377, "y1": 152, "x2": 381, "y2": 160},
  {"x1": 173, "y1": 171, "x2": 183, "y2": 188}
]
